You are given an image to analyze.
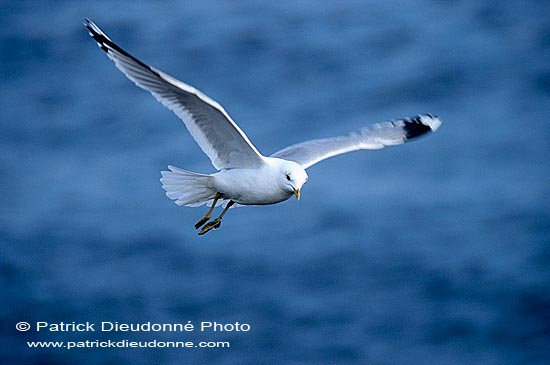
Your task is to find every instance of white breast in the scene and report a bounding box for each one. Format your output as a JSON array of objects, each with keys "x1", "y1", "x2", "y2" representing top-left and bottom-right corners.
[{"x1": 212, "y1": 166, "x2": 292, "y2": 205}]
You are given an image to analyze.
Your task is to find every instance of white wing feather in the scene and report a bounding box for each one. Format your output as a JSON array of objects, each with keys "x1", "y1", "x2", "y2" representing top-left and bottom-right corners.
[
  {"x1": 271, "y1": 114, "x2": 442, "y2": 169},
  {"x1": 84, "y1": 19, "x2": 264, "y2": 170}
]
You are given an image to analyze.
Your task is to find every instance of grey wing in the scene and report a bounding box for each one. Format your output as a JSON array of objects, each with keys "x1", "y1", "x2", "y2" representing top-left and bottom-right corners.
[
  {"x1": 84, "y1": 19, "x2": 264, "y2": 170},
  {"x1": 271, "y1": 114, "x2": 442, "y2": 169}
]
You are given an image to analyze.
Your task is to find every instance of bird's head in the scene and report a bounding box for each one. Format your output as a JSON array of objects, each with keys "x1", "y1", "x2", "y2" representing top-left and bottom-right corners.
[{"x1": 279, "y1": 160, "x2": 308, "y2": 200}]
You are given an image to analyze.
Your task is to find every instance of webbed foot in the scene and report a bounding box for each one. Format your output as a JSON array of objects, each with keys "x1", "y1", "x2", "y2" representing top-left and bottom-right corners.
[
  {"x1": 194, "y1": 193, "x2": 222, "y2": 229},
  {"x1": 198, "y1": 218, "x2": 222, "y2": 235}
]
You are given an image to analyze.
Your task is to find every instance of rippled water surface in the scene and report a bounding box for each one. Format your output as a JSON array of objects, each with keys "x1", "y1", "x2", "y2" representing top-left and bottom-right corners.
[{"x1": 2, "y1": 1, "x2": 549, "y2": 364}]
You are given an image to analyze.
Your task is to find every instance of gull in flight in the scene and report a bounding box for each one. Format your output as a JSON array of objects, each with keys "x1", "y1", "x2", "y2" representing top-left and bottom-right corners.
[{"x1": 84, "y1": 19, "x2": 442, "y2": 235}]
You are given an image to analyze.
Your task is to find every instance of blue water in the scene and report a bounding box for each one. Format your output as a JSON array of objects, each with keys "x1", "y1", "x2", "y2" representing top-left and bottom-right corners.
[{"x1": 2, "y1": 1, "x2": 549, "y2": 364}]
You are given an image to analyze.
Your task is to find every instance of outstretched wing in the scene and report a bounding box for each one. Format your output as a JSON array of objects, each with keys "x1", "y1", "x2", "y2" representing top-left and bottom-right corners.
[
  {"x1": 271, "y1": 114, "x2": 442, "y2": 169},
  {"x1": 84, "y1": 19, "x2": 265, "y2": 170}
]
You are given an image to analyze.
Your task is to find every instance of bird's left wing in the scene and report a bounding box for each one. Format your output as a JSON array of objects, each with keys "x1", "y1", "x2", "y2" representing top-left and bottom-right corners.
[
  {"x1": 271, "y1": 114, "x2": 442, "y2": 169},
  {"x1": 84, "y1": 19, "x2": 265, "y2": 170}
]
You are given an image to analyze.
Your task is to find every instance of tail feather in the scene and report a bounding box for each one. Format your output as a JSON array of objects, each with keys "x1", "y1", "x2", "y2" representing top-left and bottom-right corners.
[{"x1": 160, "y1": 165, "x2": 216, "y2": 207}]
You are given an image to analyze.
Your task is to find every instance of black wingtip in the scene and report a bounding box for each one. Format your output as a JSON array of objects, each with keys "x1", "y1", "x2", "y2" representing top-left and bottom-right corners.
[
  {"x1": 83, "y1": 19, "x2": 112, "y2": 53},
  {"x1": 403, "y1": 114, "x2": 442, "y2": 140},
  {"x1": 83, "y1": 18, "x2": 96, "y2": 35},
  {"x1": 83, "y1": 19, "x2": 163, "y2": 77}
]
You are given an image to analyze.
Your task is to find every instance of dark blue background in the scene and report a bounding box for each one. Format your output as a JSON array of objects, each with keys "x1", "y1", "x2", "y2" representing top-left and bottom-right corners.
[{"x1": 2, "y1": 1, "x2": 549, "y2": 364}]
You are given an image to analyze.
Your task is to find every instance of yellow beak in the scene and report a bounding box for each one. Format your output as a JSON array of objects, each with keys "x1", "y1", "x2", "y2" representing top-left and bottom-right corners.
[{"x1": 294, "y1": 188, "x2": 301, "y2": 201}]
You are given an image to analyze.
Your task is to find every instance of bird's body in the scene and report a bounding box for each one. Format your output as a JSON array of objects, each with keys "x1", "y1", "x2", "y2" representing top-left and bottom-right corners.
[
  {"x1": 212, "y1": 158, "x2": 307, "y2": 205},
  {"x1": 84, "y1": 19, "x2": 442, "y2": 235}
]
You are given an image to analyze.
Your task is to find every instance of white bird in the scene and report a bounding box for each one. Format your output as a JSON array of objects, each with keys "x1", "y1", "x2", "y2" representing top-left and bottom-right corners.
[{"x1": 84, "y1": 19, "x2": 442, "y2": 235}]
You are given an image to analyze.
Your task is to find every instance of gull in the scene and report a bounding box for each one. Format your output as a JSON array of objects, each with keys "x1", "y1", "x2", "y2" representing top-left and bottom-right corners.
[{"x1": 84, "y1": 19, "x2": 442, "y2": 235}]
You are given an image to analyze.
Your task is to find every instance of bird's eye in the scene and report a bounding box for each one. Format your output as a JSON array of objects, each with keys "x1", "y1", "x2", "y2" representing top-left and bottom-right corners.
[{"x1": 286, "y1": 173, "x2": 291, "y2": 181}]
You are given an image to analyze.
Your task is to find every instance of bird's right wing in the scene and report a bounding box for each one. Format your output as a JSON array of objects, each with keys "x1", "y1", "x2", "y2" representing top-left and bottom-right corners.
[
  {"x1": 84, "y1": 19, "x2": 265, "y2": 170},
  {"x1": 271, "y1": 114, "x2": 442, "y2": 169}
]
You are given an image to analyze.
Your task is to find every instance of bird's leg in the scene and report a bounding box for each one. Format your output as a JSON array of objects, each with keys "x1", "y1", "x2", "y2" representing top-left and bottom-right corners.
[
  {"x1": 198, "y1": 200, "x2": 235, "y2": 235},
  {"x1": 194, "y1": 193, "x2": 222, "y2": 229}
]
